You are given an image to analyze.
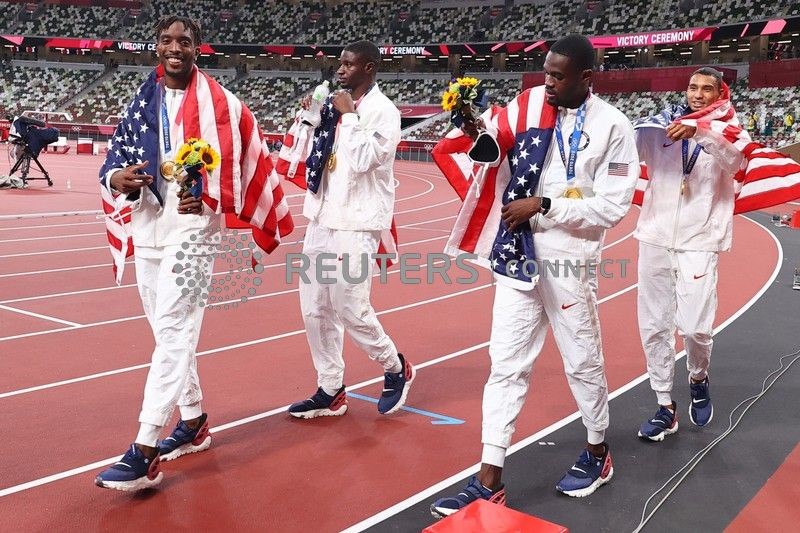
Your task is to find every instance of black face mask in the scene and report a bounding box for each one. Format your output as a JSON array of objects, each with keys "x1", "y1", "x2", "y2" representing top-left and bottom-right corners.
[{"x1": 468, "y1": 132, "x2": 501, "y2": 165}]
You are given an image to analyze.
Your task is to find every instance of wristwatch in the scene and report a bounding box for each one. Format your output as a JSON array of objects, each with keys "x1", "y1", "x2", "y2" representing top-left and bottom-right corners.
[{"x1": 539, "y1": 196, "x2": 551, "y2": 215}]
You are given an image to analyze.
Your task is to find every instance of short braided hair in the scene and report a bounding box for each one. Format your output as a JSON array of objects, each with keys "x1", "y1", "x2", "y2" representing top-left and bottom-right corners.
[{"x1": 155, "y1": 15, "x2": 202, "y2": 46}]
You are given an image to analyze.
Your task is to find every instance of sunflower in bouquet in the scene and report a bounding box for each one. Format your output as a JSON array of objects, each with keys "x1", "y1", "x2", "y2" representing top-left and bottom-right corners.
[
  {"x1": 174, "y1": 137, "x2": 221, "y2": 198},
  {"x1": 441, "y1": 76, "x2": 488, "y2": 128}
]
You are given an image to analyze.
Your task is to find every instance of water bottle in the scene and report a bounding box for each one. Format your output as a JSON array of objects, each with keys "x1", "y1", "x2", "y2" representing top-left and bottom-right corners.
[{"x1": 301, "y1": 80, "x2": 330, "y2": 127}]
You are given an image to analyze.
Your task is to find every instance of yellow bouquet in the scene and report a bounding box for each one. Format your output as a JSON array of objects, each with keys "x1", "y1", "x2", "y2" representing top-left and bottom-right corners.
[
  {"x1": 174, "y1": 138, "x2": 220, "y2": 198},
  {"x1": 441, "y1": 76, "x2": 487, "y2": 127},
  {"x1": 176, "y1": 138, "x2": 221, "y2": 171}
]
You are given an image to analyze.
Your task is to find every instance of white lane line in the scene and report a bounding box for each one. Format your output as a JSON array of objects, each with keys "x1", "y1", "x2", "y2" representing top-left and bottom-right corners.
[
  {"x1": 0, "y1": 232, "x2": 106, "y2": 244},
  {"x1": 402, "y1": 215, "x2": 457, "y2": 228},
  {"x1": 0, "y1": 196, "x2": 456, "y2": 259},
  {"x1": 395, "y1": 198, "x2": 458, "y2": 215},
  {"x1": 401, "y1": 227, "x2": 453, "y2": 234},
  {"x1": 0, "y1": 305, "x2": 81, "y2": 327},
  {"x1": 0, "y1": 210, "x2": 103, "y2": 221},
  {"x1": 0, "y1": 220, "x2": 104, "y2": 232},
  {"x1": 0, "y1": 168, "x2": 444, "y2": 245},
  {"x1": 0, "y1": 261, "x2": 134, "y2": 279},
  {"x1": 0, "y1": 246, "x2": 108, "y2": 259}
]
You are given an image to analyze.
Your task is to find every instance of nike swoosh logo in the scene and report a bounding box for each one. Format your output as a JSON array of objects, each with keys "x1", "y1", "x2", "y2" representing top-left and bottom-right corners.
[
  {"x1": 561, "y1": 302, "x2": 578, "y2": 310},
  {"x1": 693, "y1": 273, "x2": 707, "y2": 279},
  {"x1": 692, "y1": 398, "x2": 706, "y2": 404}
]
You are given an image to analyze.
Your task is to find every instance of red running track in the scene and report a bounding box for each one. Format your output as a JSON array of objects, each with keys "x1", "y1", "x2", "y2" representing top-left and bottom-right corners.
[{"x1": 0, "y1": 154, "x2": 781, "y2": 532}]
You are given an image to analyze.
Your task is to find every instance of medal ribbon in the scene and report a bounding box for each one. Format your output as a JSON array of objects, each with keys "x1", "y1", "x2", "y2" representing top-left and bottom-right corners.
[
  {"x1": 681, "y1": 139, "x2": 702, "y2": 179},
  {"x1": 555, "y1": 99, "x2": 588, "y2": 183}
]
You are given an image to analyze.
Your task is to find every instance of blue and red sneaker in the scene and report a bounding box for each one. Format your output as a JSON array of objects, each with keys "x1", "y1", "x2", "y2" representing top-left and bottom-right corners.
[
  {"x1": 430, "y1": 476, "x2": 506, "y2": 519},
  {"x1": 95, "y1": 444, "x2": 162, "y2": 492},
  {"x1": 555, "y1": 444, "x2": 613, "y2": 497},
  {"x1": 638, "y1": 403, "x2": 679, "y2": 442},
  {"x1": 288, "y1": 386, "x2": 348, "y2": 418},
  {"x1": 158, "y1": 413, "x2": 212, "y2": 461},
  {"x1": 378, "y1": 353, "x2": 415, "y2": 415}
]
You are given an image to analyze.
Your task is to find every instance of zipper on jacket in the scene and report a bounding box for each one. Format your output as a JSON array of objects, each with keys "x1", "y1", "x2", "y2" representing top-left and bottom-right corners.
[{"x1": 670, "y1": 176, "x2": 684, "y2": 250}]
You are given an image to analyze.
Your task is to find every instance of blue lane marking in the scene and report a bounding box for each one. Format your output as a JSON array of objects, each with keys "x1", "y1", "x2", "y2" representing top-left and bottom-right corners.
[{"x1": 348, "y1": 392, "x2": 465, "y2": 425}]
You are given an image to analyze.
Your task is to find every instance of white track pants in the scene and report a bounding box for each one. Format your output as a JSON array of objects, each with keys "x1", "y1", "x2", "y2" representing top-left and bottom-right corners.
[
  {"x1": 299, "y1": 221, "x2": 399, "y2": 391},
  {"x1": 135, "y1": 246, "x2": 211, "y2": 436},
  {"x1": 637, "y1": 242, "x2": 718, "y2": 400},
  {"x1": 482, "y1": 265, "x2": 610, "y2": 451}
]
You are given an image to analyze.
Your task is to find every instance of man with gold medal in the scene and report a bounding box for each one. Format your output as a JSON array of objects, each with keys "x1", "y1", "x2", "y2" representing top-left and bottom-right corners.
[
  {"x1": 287, "y1": 41, "x2": 416, "y2": 420},
  {"x1": 95, "y1": 15, "x2": 294, "y2": 491},
  {"x1": 632, "y1": 67, "x2": 746, "y2": 442},
  {"x1": 431, "y1": 35, "x2": 640, "y2": 516}
]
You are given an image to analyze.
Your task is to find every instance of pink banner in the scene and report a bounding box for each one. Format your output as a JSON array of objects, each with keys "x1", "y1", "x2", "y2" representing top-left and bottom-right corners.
[
  {"x1": 46, "y1": 38, "x2": 113, "y2": 50},
  {"x1": 590, "y1": 27, "x2": 715, "y2": 49},
  {"x1": 1, "y1": 35, "x2": 24, "y2": 46}
]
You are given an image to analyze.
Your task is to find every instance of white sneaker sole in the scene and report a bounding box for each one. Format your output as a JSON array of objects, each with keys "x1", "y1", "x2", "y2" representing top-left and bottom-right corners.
[
  {"x1": 557, "y1": 467, "x2": 614, "y2": 498},
  {"x1": 381, "y1": 365, "x2": 416, "y2": 415},
  {"x1": 96, "y1": 471, "x2": 164, "y2": 492},
  {"x1": 289, "y1": 404, "x2": 348, "y2": 419},
  {"x1": 160, "y1": 435, "x2": 212, "y2": 462},
  {"x1": 430, "y1": 504, "x2": 457, "y2": 519},
  {"x1": 638, "y1": 422, "x2": 679, "y2": 442}
]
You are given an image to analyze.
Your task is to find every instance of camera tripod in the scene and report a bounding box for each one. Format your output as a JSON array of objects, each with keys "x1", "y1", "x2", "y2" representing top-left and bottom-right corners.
[{"x1": 9, "y1": 140, "x2": 53, "y2": 187}]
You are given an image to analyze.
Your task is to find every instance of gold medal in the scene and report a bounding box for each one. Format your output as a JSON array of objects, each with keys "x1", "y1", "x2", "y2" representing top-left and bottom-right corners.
[
  {"x1": 160, "y1": 160, "x2": 177, "y2": 182},
  {"x1": 327, "y1": 152, "x2": 337, "y2": 171},
  {"x1": 563, "y1": 187, "x2": 583, "y2": 199},
  {"x1": 681, "y1": 177, "x2": 687, "y2": 195}
]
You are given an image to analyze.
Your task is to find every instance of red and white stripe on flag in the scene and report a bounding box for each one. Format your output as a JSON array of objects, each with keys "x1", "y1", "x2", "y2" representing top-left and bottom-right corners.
[
  {"x1": 101, "y1": 67, "x2": 294, "y2": 284},
  {"x1": 100, "y1": 185, "x2": 133, "y2": 284},
  {"x1": 636, "y1": 82, "x2": 800, "y2": 213},
  {"x1": 432, "y1": 91, "x2": 554, "y2": 264}
]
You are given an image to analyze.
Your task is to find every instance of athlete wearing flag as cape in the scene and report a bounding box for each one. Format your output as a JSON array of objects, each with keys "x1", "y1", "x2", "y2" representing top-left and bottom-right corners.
[
  {"x1": 633, "y1": 67, "x2": 800, "y2": 441},
  {"x1": 277, "y1": 41, "x2": 415, "y2": 421},
  {"x1": 431, "y1": 35, "x2": 639, "y2": 516},
  {"x1": 95, "y1": 16, "x2": 293, "y2": 492}
]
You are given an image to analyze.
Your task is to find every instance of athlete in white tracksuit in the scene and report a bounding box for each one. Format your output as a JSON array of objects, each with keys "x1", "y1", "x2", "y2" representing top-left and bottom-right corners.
[
  {"x1": 96, "y1": 18, "x2": 232, "y2": 492},
  {"x1": 634, "y1": 68, "x2": 745, "y2": 438},
  {"x1": 432, "y1": 38, "x2": 640, "y2": 515},
  {"x1": 482, "y1": 93, "x2": 639, "y2": 477},
  {"x1": 299, "y1": 84, "x2": 402, "y2": 392},
  {"x1": 289, "y1": 42, "x2": 414, "y2": 419}
]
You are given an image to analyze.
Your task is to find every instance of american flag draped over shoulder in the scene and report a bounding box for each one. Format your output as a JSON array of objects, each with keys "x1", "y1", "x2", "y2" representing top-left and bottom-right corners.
[
  {"x1": 432, "y1": 86, "x2": 557, "y2": 290},
  {"x1": 632, "y1": 82, "x2": 800, "y2": 212},
  {"x1": 99, "y1": 65, "x2": 294, "y2": 284},
  {"x1": 274, "y1": 95, "x2": 338, "y2": 192},
  {"x1": 274, "y1": 97, "x2": 399, "y2": 266}
]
